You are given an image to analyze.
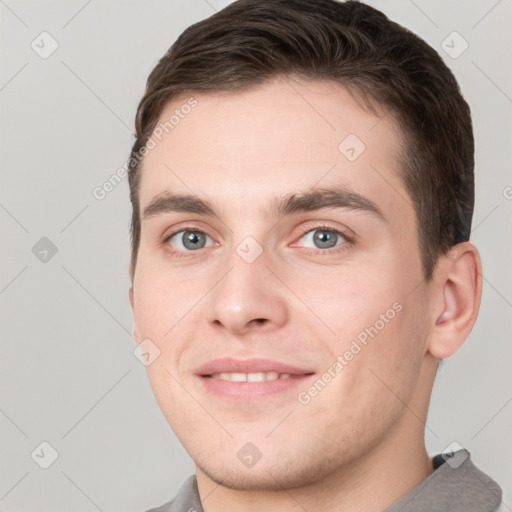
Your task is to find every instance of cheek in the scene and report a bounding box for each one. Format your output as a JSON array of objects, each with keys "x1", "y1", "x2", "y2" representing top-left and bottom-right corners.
[
  {"x1": 132, "y1": 262, "x2": 204, "y2": 340},
  {"x1": 295, "y1": 265, "x2": 403, "y2": 342},
  {"x1": 342, "y1": 290, "x2": 428, "y2": 416},
  {"x1": 132, "y1": 263, "x2": 214, "y2": 401},
  {"x1": 134, "y1": 268, "x2": 197, "y2": 419},
  {"x1": 294, "y1": 264, "x2": 425, "y2": 394},
  {"x1": 301, "y1": 306, "x2": 425, "y2": 443}
]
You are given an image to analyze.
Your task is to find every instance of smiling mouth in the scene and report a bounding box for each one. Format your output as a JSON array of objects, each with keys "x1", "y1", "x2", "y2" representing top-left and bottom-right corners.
[
  {"x1": 205, "y1": 372, "x2": 308, "y2": 382},
  {"x1": 198, "y1": 371, "x2": 316, "y2": 400}
]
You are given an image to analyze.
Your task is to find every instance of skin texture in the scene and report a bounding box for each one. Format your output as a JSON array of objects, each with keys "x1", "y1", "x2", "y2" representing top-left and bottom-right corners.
[{"x1": 129, "y1": 76, "x2": 482, "y2": 512}]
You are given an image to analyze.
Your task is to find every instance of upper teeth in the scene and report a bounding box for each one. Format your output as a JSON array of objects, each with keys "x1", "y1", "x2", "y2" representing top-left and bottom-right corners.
[{"x1": 211, "y1": 372, "x2": 292, "y2": 382}]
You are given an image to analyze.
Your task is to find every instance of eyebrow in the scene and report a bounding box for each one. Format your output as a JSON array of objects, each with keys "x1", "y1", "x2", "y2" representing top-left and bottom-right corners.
[{"x1": 142, "y1": 186, "x2": 385, "y2": 222}]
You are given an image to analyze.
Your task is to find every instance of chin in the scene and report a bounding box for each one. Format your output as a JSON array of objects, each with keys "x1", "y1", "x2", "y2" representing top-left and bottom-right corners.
[{"x1": 196, "y1": 451, "x2": 335, "y2": 492}]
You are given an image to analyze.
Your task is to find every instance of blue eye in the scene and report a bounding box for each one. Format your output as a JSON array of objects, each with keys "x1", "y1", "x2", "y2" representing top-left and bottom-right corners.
[
  {"x1": 167, "y1": 230, "x2": 213, "y2": 251},
  {"x1": 300, "y1": 228, "x2": 347, "y2": 249},
  {"x1": 163, "y1": 226, "x2": 352, "y2": 257}
]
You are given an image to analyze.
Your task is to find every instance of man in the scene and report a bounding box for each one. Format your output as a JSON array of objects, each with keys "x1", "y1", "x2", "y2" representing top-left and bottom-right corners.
[{"x1": 127, "y1": 0, "x2": 503, "y2": 510}]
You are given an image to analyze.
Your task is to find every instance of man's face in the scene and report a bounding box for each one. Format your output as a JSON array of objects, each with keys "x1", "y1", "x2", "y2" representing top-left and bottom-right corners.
[{"x1": 130, "y1": 77, "x2": 434, "y2": 490}]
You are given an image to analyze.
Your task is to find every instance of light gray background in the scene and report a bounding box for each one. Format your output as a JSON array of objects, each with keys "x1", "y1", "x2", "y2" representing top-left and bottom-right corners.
[{"x1": 1, "y1": 0, "x2": 511, "y2": 511}]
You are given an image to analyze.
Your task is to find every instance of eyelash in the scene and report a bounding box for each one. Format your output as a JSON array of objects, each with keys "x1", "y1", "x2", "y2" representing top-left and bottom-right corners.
[{"x1": 162, "y1": 224, "x2": 355, "y2": 257}]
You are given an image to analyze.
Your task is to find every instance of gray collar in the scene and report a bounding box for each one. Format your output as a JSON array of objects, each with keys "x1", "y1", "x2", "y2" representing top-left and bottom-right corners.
[
  {"x1": 384, "y1": 450, "x2": 502, "y2": 512},
  {"x1": 150, "y1": 450, "x2": 502, "y2": 512}
]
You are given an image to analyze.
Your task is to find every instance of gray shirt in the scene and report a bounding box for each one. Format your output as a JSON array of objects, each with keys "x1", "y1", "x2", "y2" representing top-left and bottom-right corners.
[{"x1": 146, "y1": 450, "x2": 503, "y2": 512}]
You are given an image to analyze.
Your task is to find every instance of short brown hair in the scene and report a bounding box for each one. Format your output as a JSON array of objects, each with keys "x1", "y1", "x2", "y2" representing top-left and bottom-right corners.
[{"x1": 128, "y1": 0, "x2": 474, "y2": 281}]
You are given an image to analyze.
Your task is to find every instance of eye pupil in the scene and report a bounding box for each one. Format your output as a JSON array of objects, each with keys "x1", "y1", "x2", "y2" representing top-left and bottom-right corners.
[
  {"x1": 182, "y1": 231, "x2": 206, "y2": 250},
  {"x1": 313, "y1": 230, "x2": 338, "y2": 249}
]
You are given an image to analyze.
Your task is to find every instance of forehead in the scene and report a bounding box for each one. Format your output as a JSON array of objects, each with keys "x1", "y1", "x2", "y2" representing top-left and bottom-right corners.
[{"x1": 138, "y1": 77, "x2": 410, "y2": 220}]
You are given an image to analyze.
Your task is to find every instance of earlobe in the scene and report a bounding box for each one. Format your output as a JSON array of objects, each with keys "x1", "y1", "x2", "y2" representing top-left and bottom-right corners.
[{"x1": 427, "y1": 242, "x2": 482, "y2": 359}]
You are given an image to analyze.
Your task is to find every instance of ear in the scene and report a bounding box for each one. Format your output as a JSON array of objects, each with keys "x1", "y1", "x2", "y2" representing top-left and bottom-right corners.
[
  {"x1": 128, "y1": 285, "x2": 141, "y2": 343},
  {"x1": 427, "y1": 242, "x2": 483, "y2": 359},
  {"x1": 129, "y1": 285, "x2": 134, "y2": 311}
]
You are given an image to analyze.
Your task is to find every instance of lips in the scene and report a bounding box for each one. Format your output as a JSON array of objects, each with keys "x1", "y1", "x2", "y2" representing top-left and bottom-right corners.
[
  {"x1": 194, "y1": 357, "x2": 316, "y2": 399},
  {"x1": 195, "y1": 357, "x2": 315, "y2": 377}
]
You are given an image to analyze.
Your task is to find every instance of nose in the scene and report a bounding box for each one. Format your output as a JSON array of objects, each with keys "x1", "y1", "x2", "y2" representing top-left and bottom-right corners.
[{"x1": 205, "y1": 247, "x2": 289, "y2": 336}]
